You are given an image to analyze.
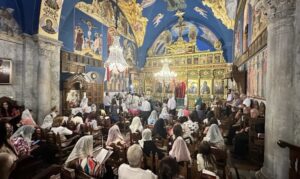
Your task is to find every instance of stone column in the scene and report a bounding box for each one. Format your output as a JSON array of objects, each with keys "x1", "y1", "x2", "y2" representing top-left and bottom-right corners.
[
  {"x1": 256, "y1": 0, "x2": 297, "y2": 179},
  {"x1": 34, "y1": 35, "x2": 62, "y2": 124}
]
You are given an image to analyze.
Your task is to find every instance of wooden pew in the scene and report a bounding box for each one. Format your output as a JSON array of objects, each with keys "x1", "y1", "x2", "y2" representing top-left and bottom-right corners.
[{"x1": 277, "y1": 140, "x2": 300, "y2": 179}]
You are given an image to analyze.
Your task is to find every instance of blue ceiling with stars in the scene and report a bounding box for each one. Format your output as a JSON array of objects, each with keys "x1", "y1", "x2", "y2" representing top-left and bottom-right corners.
[{"x1": 0, "y1": 0, "x2": 236, "y2": 67}]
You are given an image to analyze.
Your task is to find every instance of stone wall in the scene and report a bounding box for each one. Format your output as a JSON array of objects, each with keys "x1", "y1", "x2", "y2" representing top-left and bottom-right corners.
[{"x1": 0, "y1": 33, "x2": 62, "y2": 124}]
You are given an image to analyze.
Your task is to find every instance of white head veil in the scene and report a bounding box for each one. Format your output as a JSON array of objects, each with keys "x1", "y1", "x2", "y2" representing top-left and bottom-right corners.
[
  {"x1": 147, "y1": 110, "x2": 158, "y2": 125},
  {"x1": 21, "y1": 109, "x2": 36, "y2": 125},
  {"x1": 159, "y1": 107, "x2": 169, "y2": 120},
  {"x1": 106, "y1": 125, "x2": 124, "y2": 146},
  {"x1": 65, "y1": 135, "x2": 93, "y2": 164},
  {"x1": 203, "y1": 124, "x2": 224, "y2": 144},
  {"x1": 129, "y1": 116, "x2": 143, "y2": 133},
  {"x1": 177, "y1": 109, "x2": 184, "y2": 117},
  {"x1": 169, "y1": 136, "x2": 191, "y2": 162},
  {"x1": 11, "y1": 125, "x2": 35, "y2": 143},
  {"x1": 138, "y1": 129, "x2": 152, "y2": 148}
]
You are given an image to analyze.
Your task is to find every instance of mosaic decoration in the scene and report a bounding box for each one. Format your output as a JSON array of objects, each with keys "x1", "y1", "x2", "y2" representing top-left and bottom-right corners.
[{"x1": 38, "y1": 0, "x2": 64, "y2": 39}]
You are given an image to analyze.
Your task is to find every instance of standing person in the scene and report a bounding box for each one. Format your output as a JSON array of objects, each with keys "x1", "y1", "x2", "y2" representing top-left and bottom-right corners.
[
  {"x1": 167, "y1": 95, "x2": 176, "y2": 116},
  {"x1": 139, "y1": 97, "x2": 151, "y2": 124},
  {"x1": 103, "y1": 92, "x2": 111, "y2": 115},
  {"x1": 110, "y1": 99, "x2": 119, "y2": 123}
]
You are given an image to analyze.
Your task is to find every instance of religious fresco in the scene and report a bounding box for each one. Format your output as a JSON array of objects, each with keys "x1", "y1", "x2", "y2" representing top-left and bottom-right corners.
[
  {"x1": 75, "y1": 0, "x2": 135, "y2": 42},
  {"x1": 198, "y1": 25, "x2": 218, "y2": 47},
  {"x1": 250, "y1": 0, "x2": 267, "y2": 42},
  {"x1": 194, "y1": 6, "x2": 208, "y2": 18},
  {"x1": 118, "y1": 0, "x2": 148, "y2": 47},
  {"x1": 202, "y1": 0, "x2": 236, "y2": 29},
  {"x1": 153, "y1": 13, "x2": 164, "y2": 27},
  {"x1": 234, "y1": 13, "x2": 243, "y2": 59},
  {"x1": 148, "y1": 30, "x2": 172, "y2": 56},
  {"x1": 74, "y1": 10, "x2": 106, "y2": 60},
  {"x1": 141, "y1": 0, "x2": 156, "y2": 8},
  {"x1": 247, "y1": 47, "x2": 267, "y2": 99},
  {"x1": 164, "y1": 0, "x2": 187, "y2": 11},
  {"x1": 122, "y1": 38, "x2": 137, "y2": 66},
  {"x1": 0, "y1": 7, "x2": 21, "y2": 36},
  {"x1": 38, "y1": 0, "x2": 64, "y2": 39}
]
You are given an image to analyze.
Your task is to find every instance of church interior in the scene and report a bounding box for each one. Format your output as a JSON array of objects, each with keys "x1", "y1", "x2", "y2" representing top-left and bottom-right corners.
[{"x1": 0, "y1": 0, "x2": 299, "y2": 179}]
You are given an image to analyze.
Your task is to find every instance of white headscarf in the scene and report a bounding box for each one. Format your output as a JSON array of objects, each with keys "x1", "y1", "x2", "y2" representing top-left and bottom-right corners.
[
  {"x1": 129, "y1": 116, "x2": 143, "y2": 133},
  {"x1": 65, "y1": 135, "x2": 93, "y2": 164},
  {"x1": 169, "y1": 136, "x2": 191, "y2": 162},
  {"x1": 106, "y1": 125, "x2": 124, "y2": 146},
  {"x1": 177, "y1": 109, "x2": 184, "y2": 117},
  {"x1": 138, "y1": 129, "x2": 152, "y2": 148},
  {"x1": 41, "y1": 112, "x2": 57, "y2": 129},
  {"x1": 11, "y1": 125, "x2": 35, "y2": 143},
  {"x1": 147, "y1": 110, "x2": 158, "y2": 125},
  {"x1": 203, "y1": 124, "x2": 224, "y2": 144},
  {"x1": 91, "y1": 104, "x2": 97, "y2": 112},
  {"x1": 159, "y1": 107, "x2": 169, "y2": 120},
  {"x1": 21, "y1": 109, "x2": 36, "y2": 126}
]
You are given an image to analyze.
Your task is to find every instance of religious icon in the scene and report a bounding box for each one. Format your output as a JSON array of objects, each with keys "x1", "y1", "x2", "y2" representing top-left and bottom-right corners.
[
  {"x1": 164, "y1": 0, "x2": 187, "y2": 11},
  {"x1": 66, "y1": 90, "x2": 80, "y2": 108},
  {"x1": 0, "y1": 59, "x2": 12, "y2": 84},
  {"x1": 188, "y1": 80, "x2": 198, "y2": 94},
  {"x1": 200, "y1": 80, "x2": 211, "y2": 95},
  {"x1": 42, "y1": 19, "x2": 56, "y2": 34},
  {"x1": 214, "y1": 80, "x2": 224, "y2": 95},
  {"x1": 45, "y1": 0, "x2": 60, "y2": 10}
]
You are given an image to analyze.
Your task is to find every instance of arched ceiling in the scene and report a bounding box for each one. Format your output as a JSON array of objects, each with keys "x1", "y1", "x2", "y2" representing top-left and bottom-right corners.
[{"x1": 0, "y1": 0, "x2": 237, "y2": 67}]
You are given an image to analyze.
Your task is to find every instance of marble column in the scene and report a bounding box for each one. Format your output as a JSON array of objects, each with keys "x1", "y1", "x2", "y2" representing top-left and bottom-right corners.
[
  {"x1": 256, "y1": 0, "x2": 297, "y2": 178},
  {"x1": 34, "y1": 35, "x2": 62, "y2": 124}
]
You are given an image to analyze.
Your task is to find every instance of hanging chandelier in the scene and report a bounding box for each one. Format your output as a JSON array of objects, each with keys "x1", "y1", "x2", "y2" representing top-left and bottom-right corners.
[
  {"x1": 104, "y1": 0, "x2": 128, "y2": 74},
  {"x1": 154, "y1": 60, "x2": 177, "y2": 82}
]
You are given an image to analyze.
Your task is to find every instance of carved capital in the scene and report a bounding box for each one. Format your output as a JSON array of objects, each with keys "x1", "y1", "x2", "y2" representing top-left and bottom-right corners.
[
  {"x1": 33, "y1": 35, "x2": 62, "y2": 57},
  {"x1": 265, "y1": 0, "x2": 296, "y2": 21}
]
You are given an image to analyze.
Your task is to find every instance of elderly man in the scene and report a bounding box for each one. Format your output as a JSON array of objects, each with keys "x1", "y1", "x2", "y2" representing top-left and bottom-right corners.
[{"x1": 118, "y1": 144, "x2": 157, "y2": 179}]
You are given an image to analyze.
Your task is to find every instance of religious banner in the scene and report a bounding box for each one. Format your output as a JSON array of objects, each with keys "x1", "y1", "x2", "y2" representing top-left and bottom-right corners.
[{"x1": 38, "y1": 0, "x2": 64, "y2": 39}]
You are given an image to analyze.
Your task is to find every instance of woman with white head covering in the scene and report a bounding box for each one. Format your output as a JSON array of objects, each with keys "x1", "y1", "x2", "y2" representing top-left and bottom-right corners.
[
  {"x1": 147, "y1": 110, "x2": 158, "y2": 125},
  {"x1": 203, "y1": 124, "x2": 225, "y2": 150},
  {"x1": 169, "y1": 124, "x2": 191, "y2": 162},
  {"x1": 177, "y1": 109, "x2": 184, "y2": 118},
  {"x1": 139, "y1": 129, "x2": 164, "y2": 159},
  {"x1": 10, "y1": 125, "x2": 35, "y2": 156},
  {"x1": 65, "y1": 135, "x2": 105, "y2": 177},
  {"x1": 159, "y1": 107, "x2": 169, "y2": 120},
  {"x1": 41, "y1": 107, "x2": 58, "y2": 129},
  {"x1": 106, "y1": 125, "x2": 125, "y2": 147},
  {"x1": 20, "y1": 109, "x2": 36, "y2": 126},
  {"x1": 129, "y1": 116, "x2": 143, "y2": 133}
]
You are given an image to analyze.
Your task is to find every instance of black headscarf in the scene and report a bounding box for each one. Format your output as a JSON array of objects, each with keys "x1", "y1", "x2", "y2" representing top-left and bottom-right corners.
[{"x1": 153, "y1": 118, "x2": 167, "y2": 139}]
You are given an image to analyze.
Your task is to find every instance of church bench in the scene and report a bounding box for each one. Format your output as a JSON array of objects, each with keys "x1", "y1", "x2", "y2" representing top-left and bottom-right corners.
[{"x1": 277, "y1": 140, "x2": 300, "y2": 179}]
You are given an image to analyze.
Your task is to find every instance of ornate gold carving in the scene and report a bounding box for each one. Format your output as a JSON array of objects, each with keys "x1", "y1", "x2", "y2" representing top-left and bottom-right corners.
[
  {"x1": 202, "y1": 0, "x2": 235, "y2": 29},
  {"x1": 118, "y1": 0, "x2": 148, "y2": 47}
]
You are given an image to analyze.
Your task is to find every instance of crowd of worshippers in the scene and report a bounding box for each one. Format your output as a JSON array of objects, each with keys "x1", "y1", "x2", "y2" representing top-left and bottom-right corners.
[{"x1": 0, "y1": 90, "x2": 265, "y2": 179}]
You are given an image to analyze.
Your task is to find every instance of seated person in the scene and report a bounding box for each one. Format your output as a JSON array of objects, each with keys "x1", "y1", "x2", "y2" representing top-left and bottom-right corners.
[
  {"x1": 129, "y1": 116, "x2": 143, "y2": 134},
  {"x1": 70, "y1": 112, "x2": 84, "y2": 126},
  {"x1": 10, "y1": 125, "x2": 35, "y2": 157},
  {"x1": 65, "y1": 135, "x2": 106, "y2": 178},
  {"x1": 41, "y1": 106, "x2": 58, "y2": 129},
  {"x1": 106, "y1": 124, "x2": 125, "y2": 148},
  {"x1": 158, "y1": 157, "x2": 180, "y2": 179},
  {"x1": 182, "y1": 106, "x2": 190, "y2": 117},
  {"x1": 203, "y1": 124, "x2": 225, "y2": 150},
  {"x1": 180, "y1": 116, "x2": 199, "y2": 143},
  {"x1": 139, "y1": 129, "x2": 164, "y2": 159},
  {"x1": 0, "y1": 101, "x2": 12, "y2": 118},
  {"x1": 51, "y1": 123, "x2": 73, "y2": 143},
  {"x1": 20, "y1": 109, "x2": 36, "y2": 126},
  {"x1": 147, "y1": 110, "x2": 158, "y2": 125},
  {"x1": 118, "y1": 144, "x2": 157, "y2": 179},
  {"x1": 153, "y1": 118, "x2": 167, "y2": 139},
  {"x1": 197, "y1": 141, "x2": 217, "y2": 174},
  {"x1": 0, "y1": 122, "x2": 18, "y2": 161},
  {"x1": 159, "y1": 107, "x2": 170, "y2": 122},
  {"x1": 0, "y1": 153, "x2": 15, "y2": 179},
  {"x1": 169, "y1": 124, "x2": 192, "y2": 163}
]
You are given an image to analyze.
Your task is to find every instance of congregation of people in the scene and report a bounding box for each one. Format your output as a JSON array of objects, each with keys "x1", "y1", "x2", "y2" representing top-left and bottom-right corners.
[{"x1": 0, "y1": 89, "x2": 266, "y2": 179}]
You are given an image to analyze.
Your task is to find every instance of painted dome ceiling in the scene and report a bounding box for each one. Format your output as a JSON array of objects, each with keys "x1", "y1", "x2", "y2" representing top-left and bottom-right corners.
[{"x1": 0, "y1": 0, "x2": 237, "y2": 67}]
